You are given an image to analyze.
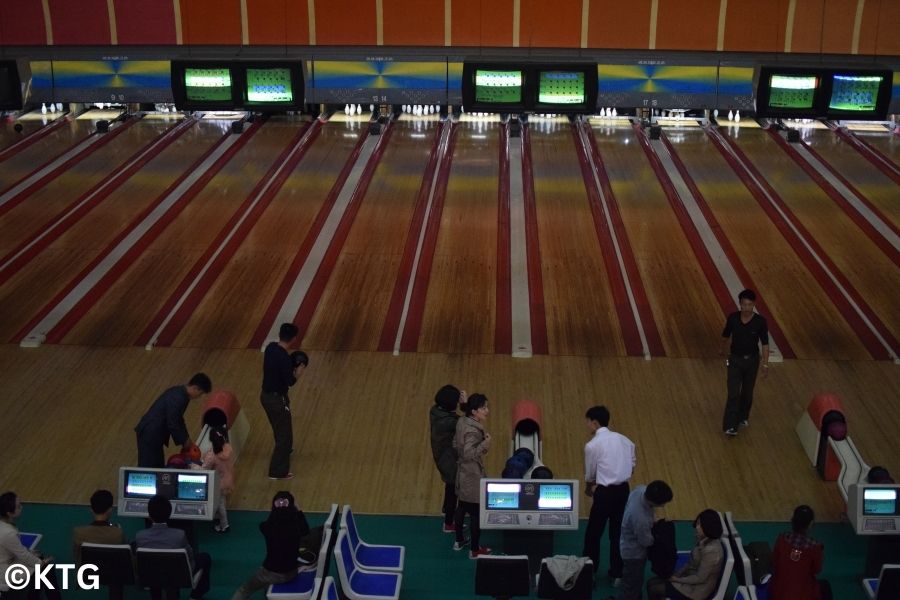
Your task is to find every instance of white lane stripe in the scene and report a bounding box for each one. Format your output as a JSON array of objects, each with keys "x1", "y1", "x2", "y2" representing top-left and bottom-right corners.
[
  {"x1": 1, "y1": 119, "x2": 192, "y2": 275},
  {"x1": 509, "y1": 132, "x2": 532, "y2": 358},
  {"x1": 793, "y1": 139, "x2": 899, "y2": 252},
  {"x1": 650, "y1": 136, "x2": 784, "y2": 362},
  {"x1": 393, "y1": 123, "x2": 452, "y2": 355},
  {"x1": 0, "y1": 123, "x2": 117, "y2": 210},
  {"x1": 712, "y1": 127, "x2": 898, "y2": 362},
  {"x1": 145, "y1": 123, "x2": 319, "y2": 350},
  {"x1": 261, "y1": 133, "x2": 382, "y2": 348},
  {"x1": 580, "y1": 124, "x2": 651, "y2": 360},
  {"x1": 19, "y1": 131, "x2": 242, "y2": 348}
]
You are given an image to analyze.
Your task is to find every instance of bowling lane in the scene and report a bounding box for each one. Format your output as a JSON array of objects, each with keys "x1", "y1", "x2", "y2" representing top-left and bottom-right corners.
[
  {"x1": 0, "y1": 120, "x2": 228, "y2": 342},
  {"x1": 0, "y1": 117, "x2": 180, "y2": 253},
  {"x1": 172, "y1": 119, "x2": 367, "y2": 349},
  {"x1": 591, "y1": 124, "x2": 723, "y2": 357},
  {"x1": 530, "y1": 122, "x2": 624, "y2": 356},
  {"x1": 0, "y1": 115, "x2": 50, "y2": 149},
  {"x1": 418, "y1": 121, "x2": 499, "y2": 354},
  {"x1": 59, "y1": 118, "x2": 303, "y2": 346},
  {"x1": 803, "y1": 129, "x2": 899, "y2": 229},
  {"x1": 729, "y1": 128, "x2": 900, "y2": 344},
  {"x1": 0, "y1": 117, "x2": 98, "y2": 191},
  {"x1": 669, "y1": 128, "x2": 870, "y2": 360},
  {"x1": 302, "y1": 119, "x2": 439, "y2": 350},
  {"x1": 854, "y1": 129, "x2": 900, "y2": 166}
]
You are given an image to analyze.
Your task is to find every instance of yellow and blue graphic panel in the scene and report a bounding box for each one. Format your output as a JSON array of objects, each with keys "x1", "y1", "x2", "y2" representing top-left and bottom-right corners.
[
  {"x1": 597, "y1": 63, "x2": 719, "y2": 110},
  {"x1": 27, "y1": 61, "x2": 54, "y2": 102},
  {"x1": 311, "y1": 60, "x2": 447, "y2": 104},
  {"x1": 891, "y1": 71, "x2": 900, "y2": 114},
  {"x1": 448, "y1": 62, "x2": 463, "y2": 103},
  {"x1": 52, "y1": 60, "x2": 172, "y2": 102}
]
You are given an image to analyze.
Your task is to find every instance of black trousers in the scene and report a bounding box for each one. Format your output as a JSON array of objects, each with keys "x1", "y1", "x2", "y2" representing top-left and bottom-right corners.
[
  {"x1": 722, "y1": 354, "x2": 759, "y2": 431},
  {"x1": 260, "y1": 392, "x2": 293, "y2": 478},
  {"x1": 582, "y1": 481, "x2": 629, "y2": 577},
  {"x1": 454, "y1": 501, "x2": 481, "y2": 549},
  {"x1": 148, "y1": 552, "x2": 211, "y2": 600},
  {"x1": 442, "y1": 481, "x2": 458, "y2": 526},
  {"x1": 136, "y1": 433, "x2": 165, "y2": 468}
]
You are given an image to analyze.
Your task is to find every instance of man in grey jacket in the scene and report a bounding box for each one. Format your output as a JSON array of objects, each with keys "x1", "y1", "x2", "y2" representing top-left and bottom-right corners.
[{"x1": 614, "y1": 481, "x2": 673, "y2": 600}]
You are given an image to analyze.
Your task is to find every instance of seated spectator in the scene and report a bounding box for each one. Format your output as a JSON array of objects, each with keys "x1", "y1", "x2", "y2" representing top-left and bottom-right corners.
[
  {"x1": 231, "y1": 491, "x2": 311, "y2": 600},
  {"x1": 0, "y1": 491, "x2": 60, "y2": 600},
  {"x1": 647, "y1": 509, "x2": 724, "y2": 599},
  {"x1": 134, "y1": 495, "x2": 212, "y2": 600},
  {"x1": 768, "y1": 505, "x2": 831, "y2": 600},
  {"x1": 72, "y1": 490, "x2": 127, "y2": 599}
]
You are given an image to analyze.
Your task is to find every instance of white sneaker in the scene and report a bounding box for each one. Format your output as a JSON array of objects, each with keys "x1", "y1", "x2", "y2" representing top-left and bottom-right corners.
[{"x1": 452, "y1": 539, "x2": 469, "y2": 551}]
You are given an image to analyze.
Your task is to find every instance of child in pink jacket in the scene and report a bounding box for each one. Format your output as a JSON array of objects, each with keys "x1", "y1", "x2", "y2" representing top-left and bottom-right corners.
[{"x1": 199, "y1": 426, "x2": 235, "y2": 532}]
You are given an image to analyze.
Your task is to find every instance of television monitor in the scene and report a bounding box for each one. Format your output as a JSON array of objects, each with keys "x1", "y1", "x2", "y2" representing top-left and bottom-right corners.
[
  {"x1": 124, "y1": 471, "x2": 157, "y2": 498},
  {"x1": 756, "y1": 67, "x2": 823, "y2": 118},
  {"x1": 177, "y1": 473, "x2": 208, "y2": 501},
  {"x1": 533, "y1": 66, "x2": 597, "y2": 113},
  {"x1": 241, "y1": 63, "x2": 304, "y2": 110},
  {"x1": 171, "y1": 62, "x2": 237, "y2": 111},
  {"x1": 863, "y1": 488, "x2": 898, "y2": 516},
  {"x1": 767, "y1": 74, "x2": 818, "y2": 109},
  {"x1": 0, "y1": 61, "x2": 23, "y2": 110},
  {"x1": 480, "y1": 479, "x2": 579, "y2": 530},
  {"x1": 475, "y1": 69, "x2": 523, "y2": 104},
  {"x1": 824, "y1": 70, "x2": 892, "y2": 119}
]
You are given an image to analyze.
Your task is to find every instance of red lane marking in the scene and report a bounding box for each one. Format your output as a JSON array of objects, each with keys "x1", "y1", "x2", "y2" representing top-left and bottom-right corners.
[
  {"x1": 835, "y1": 127, "x2": 900, "y2": 186},
  {"x1": 0, "y1": 114, "x2": 73, "y2": 162}
]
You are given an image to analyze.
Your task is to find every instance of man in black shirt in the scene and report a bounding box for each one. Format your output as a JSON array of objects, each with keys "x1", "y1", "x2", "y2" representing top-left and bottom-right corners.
[
  {"x1": 134, "y1": 373, "x2": 211, "y2": 467},
  {"x1": 721, "y1": 289, "x2": 769, "y2": 436},
  {"x1": 261, "y1": 323, "x2": 306, "y2": 479}
]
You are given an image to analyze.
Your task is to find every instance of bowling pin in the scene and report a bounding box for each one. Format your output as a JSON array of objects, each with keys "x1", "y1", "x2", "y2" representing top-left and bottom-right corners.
[
  {"x1": 344, "y1": 104, "x2": 350, "y2": 115},
  {"x1": 713, "y1": 109, "x2": 719, "y2": 118},
  {"x1": 356, "y1": 104, "x2": 362, "y2": 115},
  {"x1": 735, "y1": 110, "x2": 741, "y2": 122},
  {"x1": 612, "y1": 108, "x2": 617, "y2": 117},
  {"x1": 370, "y1": 104, "x2": 375, "y2": 113},
  {"x1": 41, "y1": 103, "x2": 47, "y2": 114},
  {"x1": 728, "y1": 110, "x2": 734, "y2": 121}
]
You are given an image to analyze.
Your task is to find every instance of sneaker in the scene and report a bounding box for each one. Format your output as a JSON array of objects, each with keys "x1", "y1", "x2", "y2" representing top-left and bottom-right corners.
[
  {"x1": 610, "y1": 577, "x2": 623, "y2": 588},
  {"x1": 268, "y1": 473, "x2": 294, "y2": 480},
  {"x1": 213, "y1": 524, "x2": 230, "y2": 533},
  {"x1": 452, "y1": 539, "x2": 469, "y2": 551},
  {"x1": 442, "y1": 523, "x2": 456, "y2": 533},
  {"x1": 469, "y1": 547, "x2": 492, "y2": 559},
  {"x1": 740, "y1": 420, "x2": 749, "y2": 427},
  {"x1": 725, "y1": 428, "x2": 738, "y2": 436}
]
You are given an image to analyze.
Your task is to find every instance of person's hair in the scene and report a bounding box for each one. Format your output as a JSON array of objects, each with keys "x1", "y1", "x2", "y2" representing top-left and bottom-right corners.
[
  {"x1": 462, "y1": 393, "x2": 488, "y2": 416},
  {"x1": 585, "y1": 406, "x2": 610, "y2": 427},
  {"x1": 695, "y1": 509, "x2": 723, "y2": 539},
  {"x1": 738, "y1": 289, "x2": 756, "y2": 302},
  {"x1": 188, "y1": 373, "x2": 212, "y2": 394},
  {"x1": 435, "y1": 385, "x2": 460, "y2": 411},
  {"x1": 0, "y1": 492, "x2": 17, "y2": 518},
  {"x1": 531, "y1": 466, "x2": 554, "y2": 479},
  {"x1": 210, "y1": 426, "x2": 228, "y2": 455},
  {"x1": 867, "y1": 466, "x2": 895, "y2": 484},
  {"x1": 291, "y1": 351, "x2": 309, "y2": 368},
  {"x1": 791, "y1": 505, "x2": 815, "y2": 533},
  {"x1": 267, "y1": 491, "x2": 304, "y2": 528},
  {"x1": 279, "y1": 323, "x2": 300, "y2": 342},
  {"x1": 147, "y1": 495, "x2": 172, "y2": 523},
  {"x1": 90, "y1": 490, "x2": 114, "y2": 515},
  {"x1": 644, "y1": 480, "x2": 674, "y2": 506}
]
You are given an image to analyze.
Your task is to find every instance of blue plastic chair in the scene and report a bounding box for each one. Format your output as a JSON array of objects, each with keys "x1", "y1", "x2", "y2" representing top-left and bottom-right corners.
[
  {"x1": 334, "y1": 529, "x2": 402, "y2": 600},
  {"x1": 320, "y1": 576, "x2": 338, "y2": 600},
  {"x1": 340, "y1": 505, "x2": 405, "y2": 572},
  {"x1": 267, "y1": 528, "x2": 333, "y2": 600}
]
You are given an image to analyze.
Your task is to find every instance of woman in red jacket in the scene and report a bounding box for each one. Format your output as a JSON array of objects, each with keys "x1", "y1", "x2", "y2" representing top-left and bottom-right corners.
[{"x1": 768, "y1": 505, "x2": 831, "y2": 600}]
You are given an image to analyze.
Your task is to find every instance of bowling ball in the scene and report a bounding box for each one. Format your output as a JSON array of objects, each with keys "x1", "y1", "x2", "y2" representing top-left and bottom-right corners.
[
  {"x1": 167, "y1": 454, "x2": 187, "y2": 469},
  {"x1": 531, "y1": 466, "x2": 554, "y2": 480},
  {"x1": 14, "y1": 124, "x2": 23, "y2": 133},
  {"x1": 185, "y1": 445, "x2": 202, "y2": 462},
  {"x1": 291, "y1": 351, "x2": 309, "y2": 368},
  {"x1": 827, "y1": 421, "x2": 848, "y2": 441}
]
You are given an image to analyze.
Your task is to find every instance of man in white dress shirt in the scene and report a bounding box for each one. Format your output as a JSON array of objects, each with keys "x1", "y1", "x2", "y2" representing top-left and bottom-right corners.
[{"x1": 581, "y1": 405, "x2": 636, "y2": 586}]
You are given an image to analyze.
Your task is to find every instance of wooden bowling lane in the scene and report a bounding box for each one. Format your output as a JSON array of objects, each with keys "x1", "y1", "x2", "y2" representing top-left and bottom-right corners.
[
  {"x1": 0, "y1": 117, "x2": 178, "y2": 254},
  {"x1": 170, "y1": 119, "x2": 367, "y2": 349},
  {"x1": 300, "y1": 120, "x2": 439, "y2": 351},
  {"x1": 670, "y1": 129, "x2": 870, "y2": 360},
  {"x1": 0, "y1": 120, "x2": 227, "y2": 342},
  {"x1": 0, "y1": 117, "x2": 97, "y2": 191},
  {"x1": 591, "y1": 124, "x2": 723, "y2": 358},
  {"x1": 0, "y1": 117, "x2": 47, "y2": 149},
  {"x1": 854, "y1": 130, "x2": 900, "y2": 166},
  {"x1": 729, "y1": 128, "x2": 900, "y2": 345},
  {"x1": 530, "y1": 122, "x2": 625, "y2": 356},
  {"x1": 804, "y1": 129, "x2": 899, "y2": 229},
  {"x1": 57, "y1": 118, "x2": 302, "y2": 347},
  {"x1": 417, "y1": 121, "x2": 499, "y2": 354}
]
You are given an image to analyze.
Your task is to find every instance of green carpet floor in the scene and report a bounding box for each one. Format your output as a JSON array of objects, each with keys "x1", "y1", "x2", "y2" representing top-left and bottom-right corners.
[{"x1": 13, "y1": 504, "x2": 869, "y2": 599}]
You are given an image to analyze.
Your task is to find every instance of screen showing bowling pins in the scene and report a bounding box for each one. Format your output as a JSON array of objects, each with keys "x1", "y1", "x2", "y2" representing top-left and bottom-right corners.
[
  {"x1": 538, "y1": 71, "x2": 586, "y2": 104},
  {"x1": 767, "y1": 74, "x2": 818, "y2": 109},
  {"x1": 246, "y1": 68, "x2": 294, "y2": 104},
  {"x1": 828, "y1": 74, "x2": 883, "y2": 112},
  {"x1": 475, "y1": 69, "x2": 523, "y2": 104},
  {"x1": 184, "y1": 68, "x2": 233, "y2": 102}
]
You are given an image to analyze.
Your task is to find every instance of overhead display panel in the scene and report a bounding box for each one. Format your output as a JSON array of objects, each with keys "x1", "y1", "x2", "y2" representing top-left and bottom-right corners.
[
  {"x1": 172, "y1": 62, "x2": 238, "y2": 110},
  {"x1": 241, "y1": 63, "x2": 304, "y2": 110}
]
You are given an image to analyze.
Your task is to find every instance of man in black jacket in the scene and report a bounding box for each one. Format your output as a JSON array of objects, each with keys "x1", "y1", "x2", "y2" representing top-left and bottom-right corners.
[
  {"x1": 134, "y1": 373, "x2": 212, "y2": 468},
  {"x1": 429, "y1": 385, "x2": 463, "y2": 533}
]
